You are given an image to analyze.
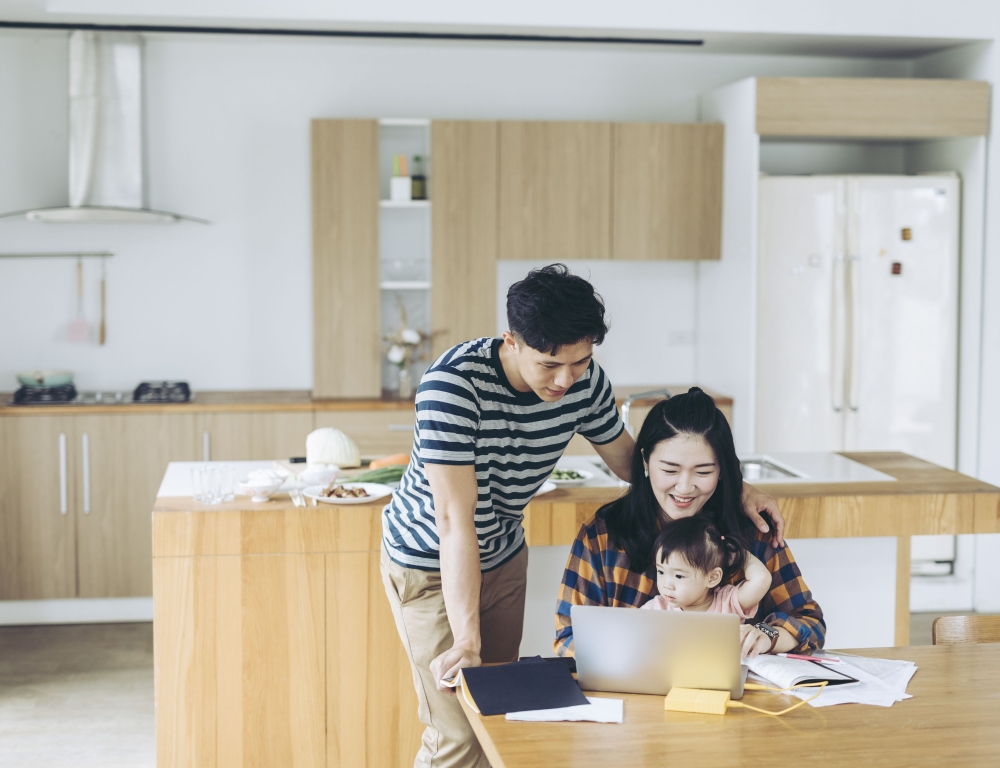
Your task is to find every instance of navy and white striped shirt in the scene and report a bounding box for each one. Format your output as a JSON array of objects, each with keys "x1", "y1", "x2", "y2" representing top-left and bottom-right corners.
[{"x1": 382, "y1": 338, "x2": 624, "y2": 572}]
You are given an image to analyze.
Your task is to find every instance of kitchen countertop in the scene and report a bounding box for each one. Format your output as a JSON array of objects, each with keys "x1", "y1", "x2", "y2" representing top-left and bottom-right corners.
[
  {"x1": 152, "y1": 452, "x2": 1000, "y2": 559},
  {"x1": 1, "y1": 384, "x2": 728, "y2": 416}
]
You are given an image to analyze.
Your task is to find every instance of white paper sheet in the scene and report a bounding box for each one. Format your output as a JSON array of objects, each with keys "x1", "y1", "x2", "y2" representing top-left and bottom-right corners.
[
  {"x1": 787, "y1": 655, "x2": 916, "y2": 708},
  {"x1": 505, "y1": 696, "x2": 624, "y2": 723}
]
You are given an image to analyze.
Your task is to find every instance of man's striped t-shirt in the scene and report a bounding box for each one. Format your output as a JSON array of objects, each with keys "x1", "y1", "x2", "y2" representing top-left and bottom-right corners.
[{"x1": 382, "y1": 338, "x2": 624, "y2": 572}]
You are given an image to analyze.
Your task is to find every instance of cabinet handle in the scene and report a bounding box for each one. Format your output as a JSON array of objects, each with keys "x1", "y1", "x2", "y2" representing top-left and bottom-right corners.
[
  {"x1": 59, "y1": 433, "x2": 67, "y2": 515},
  {"x1": 81, "y1": 432, "x2": 91, "y2": 514},
  {"x1": 847, "y1": 254, "x2": 862, "y2": 412},
  {"x1": 387, "y1": 424, "x2": 413, "y2": 432},
  {"x1": 203, "y1": 431, "x2": 211, "y2": 461}
]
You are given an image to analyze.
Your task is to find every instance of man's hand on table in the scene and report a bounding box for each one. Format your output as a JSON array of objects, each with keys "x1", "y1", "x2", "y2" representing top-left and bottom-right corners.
[
  {"x1": 431, "y1": 645, "x2": 481, "y2": 695},
  {"x1": 741, "y1": 483, "x2": 785, "y2": 547}
]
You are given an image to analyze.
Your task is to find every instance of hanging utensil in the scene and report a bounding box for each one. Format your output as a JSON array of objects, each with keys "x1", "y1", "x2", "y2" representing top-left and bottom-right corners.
[
  {"x1": 99, "y1": 259, "x2": 106, "y2": 345},
  {"x1": 68, "y1": 256, "x2": 89, "y2": 343}
]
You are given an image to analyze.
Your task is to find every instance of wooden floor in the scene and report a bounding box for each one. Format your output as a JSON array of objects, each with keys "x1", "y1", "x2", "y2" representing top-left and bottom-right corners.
[
  {"x1": 0, "y1": 612, "x2": 980, "y2": 766},
  {"x1": 0, "y1": 623, "x2": 154, "y2": 768}
]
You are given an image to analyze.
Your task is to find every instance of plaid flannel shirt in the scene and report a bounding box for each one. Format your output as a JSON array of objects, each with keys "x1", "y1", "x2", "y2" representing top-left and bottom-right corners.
[{"x1": 554, "y1": 508, "x2": 826, "y2": 655}]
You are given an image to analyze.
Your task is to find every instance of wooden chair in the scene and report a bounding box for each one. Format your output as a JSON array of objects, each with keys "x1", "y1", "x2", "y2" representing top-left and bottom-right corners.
[{"x1": 932, "y1": 615, "x2": 1000, "y2": 645}]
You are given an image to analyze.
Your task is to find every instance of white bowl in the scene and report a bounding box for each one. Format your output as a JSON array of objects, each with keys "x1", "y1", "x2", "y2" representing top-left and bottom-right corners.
[
  {"x1": 300, "y1": 464, "x2": 340, "y2": 486},
  {"x1": 549, "y1": 468, "x2": 593, "y2": 487},
  {"x1": 241, "y1": 478, "x2": 283, "y2": 503}
]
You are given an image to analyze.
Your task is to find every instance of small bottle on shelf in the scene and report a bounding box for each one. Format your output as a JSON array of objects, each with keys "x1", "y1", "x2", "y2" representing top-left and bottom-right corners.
[{"x1": 411, "y1": 155, "x2": 428, "y2": 200}]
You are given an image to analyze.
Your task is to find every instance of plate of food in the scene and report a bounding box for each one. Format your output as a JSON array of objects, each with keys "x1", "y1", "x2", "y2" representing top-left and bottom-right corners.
[
  {"x1": 303, "y1": 482, "x2": 394, "y2": 505},
  {"x1": 533, "y1": 480, "x2": 558, "y2": 498},
  {"x1": 548, "y1": 467, "x2": 593, "y2": 487}
]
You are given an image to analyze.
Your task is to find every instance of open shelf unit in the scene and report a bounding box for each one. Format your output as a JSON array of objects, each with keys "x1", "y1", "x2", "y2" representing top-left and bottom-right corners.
[{"x1": 378, "y1": 119, "x2": 432, "y2": 393}]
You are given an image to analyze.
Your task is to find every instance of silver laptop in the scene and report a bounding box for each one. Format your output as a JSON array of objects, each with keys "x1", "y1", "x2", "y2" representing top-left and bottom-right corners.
[{"x1": 571, "y1": 605, "x2": 748, "y2": 698}]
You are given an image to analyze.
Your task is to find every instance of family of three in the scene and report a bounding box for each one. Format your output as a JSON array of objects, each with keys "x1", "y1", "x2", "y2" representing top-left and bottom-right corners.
[{"x1": 381, "y1": 264, "x2": 826, "y2": 768}]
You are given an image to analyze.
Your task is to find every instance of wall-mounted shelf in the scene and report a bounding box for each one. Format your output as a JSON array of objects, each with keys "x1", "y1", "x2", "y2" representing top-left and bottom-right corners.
[
  {"x1": 379, "y1": 200, "x2": 431, "y2": 209},
  {"x1": 0, "y1": 251, "x2": 114, "y2": 259},
  {"x1": 379, "y1": 118, "x2": 431, "y2": 128},
  {"x1": 380, "y1": 281, "x2": 431, "y2": 290}
]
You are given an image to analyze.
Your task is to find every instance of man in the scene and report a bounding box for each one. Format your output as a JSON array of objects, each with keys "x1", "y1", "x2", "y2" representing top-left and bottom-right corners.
[{"x1": 381, "y1": 264, "x2": 783, "y2": 768}]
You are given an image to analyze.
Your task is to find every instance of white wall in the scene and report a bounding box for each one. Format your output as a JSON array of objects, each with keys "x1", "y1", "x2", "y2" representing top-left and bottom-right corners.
[
  {"x1": 0, "y1": 28, "x2": 908, "y2": 392},
  {"x1": 496, "y1": 260, "x2": 698, "y2": 386}
]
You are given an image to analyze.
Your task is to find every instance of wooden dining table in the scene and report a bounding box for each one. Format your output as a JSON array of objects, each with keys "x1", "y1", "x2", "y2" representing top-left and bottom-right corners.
[{"x1": 458, "y1": 644, "x2": 1000, "y2": 768}]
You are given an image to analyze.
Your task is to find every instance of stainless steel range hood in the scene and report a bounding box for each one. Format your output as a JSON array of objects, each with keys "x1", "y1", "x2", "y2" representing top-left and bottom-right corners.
[{"x1": 1, "y1": 31, "x2": 206, "y2": 224}]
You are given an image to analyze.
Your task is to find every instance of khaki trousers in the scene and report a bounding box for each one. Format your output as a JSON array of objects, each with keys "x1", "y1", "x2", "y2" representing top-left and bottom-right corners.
[{"x1": 381, "y1": 544, "x2": 529, "y2": 768}]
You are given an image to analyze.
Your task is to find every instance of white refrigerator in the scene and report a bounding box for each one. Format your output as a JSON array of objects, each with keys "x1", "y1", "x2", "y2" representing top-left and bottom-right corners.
[
  {"x1": 756, "y1": 174, "x2": 959, "y2": 468},
  {"x1": 756, "y1": 174, "x2": 963, "y2": 606}
]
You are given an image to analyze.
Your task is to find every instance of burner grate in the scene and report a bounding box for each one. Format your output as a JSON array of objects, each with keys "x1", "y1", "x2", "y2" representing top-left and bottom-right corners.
[
  {"x1": 13, "y1": 384, "x2": 78, "y2": 404},
  {"x1": 133, "y1": 381, "x2": 191, "y2": 403}
]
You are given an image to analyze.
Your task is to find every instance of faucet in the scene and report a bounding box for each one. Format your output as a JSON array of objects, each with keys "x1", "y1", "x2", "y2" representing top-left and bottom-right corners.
[{"x1": 621, "y1": 388, "x2": 673, "y2": 436}]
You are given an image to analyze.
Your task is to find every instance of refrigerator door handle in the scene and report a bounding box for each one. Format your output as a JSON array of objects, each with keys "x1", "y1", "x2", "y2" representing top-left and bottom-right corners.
[
  {"x1": 847, "y1": 253, "x2": 862, "y2": 412},
  {"x1": 831, "y1": 254, "x2": 846, "y2": 412}
]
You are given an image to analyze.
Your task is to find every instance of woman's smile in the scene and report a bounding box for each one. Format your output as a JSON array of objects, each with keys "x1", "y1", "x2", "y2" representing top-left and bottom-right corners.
[{"x1": 668, "y1": 493, "x2": 696, "y2": 510}]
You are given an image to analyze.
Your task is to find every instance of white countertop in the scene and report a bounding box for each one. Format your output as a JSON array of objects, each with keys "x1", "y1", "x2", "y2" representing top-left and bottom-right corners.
[
  {"x1": 157, "y1": 452, "x2": 894, "y2": 500},
  {"x1": 158, "y1": 460, "x2": 275, "y2": 497},
  {"x1": 743, "y1": 452, "x2": 897, "y2": 484}
]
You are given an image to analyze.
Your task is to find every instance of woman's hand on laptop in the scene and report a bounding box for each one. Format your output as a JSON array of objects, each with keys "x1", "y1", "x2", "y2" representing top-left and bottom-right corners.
[
  {"x1": 739, "y1": 624, "x2": 774, "y2": 658},
  {"x1": 431, "y1": 645, "x2": 482, "y2": 694},
  {"x1": 741, "y1": 483, "x2": 785, "y2": 547}
]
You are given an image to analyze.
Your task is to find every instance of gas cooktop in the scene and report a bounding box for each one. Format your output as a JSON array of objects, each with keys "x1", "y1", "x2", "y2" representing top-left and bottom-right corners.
[{"x1": 8, "y1": 381, "x2": 194, "y2": 406}]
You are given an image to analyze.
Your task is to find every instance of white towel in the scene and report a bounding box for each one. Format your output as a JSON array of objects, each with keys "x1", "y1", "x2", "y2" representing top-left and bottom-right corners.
[{"x1": 504, "y1": 696, "x2": 624, "y2": 723}]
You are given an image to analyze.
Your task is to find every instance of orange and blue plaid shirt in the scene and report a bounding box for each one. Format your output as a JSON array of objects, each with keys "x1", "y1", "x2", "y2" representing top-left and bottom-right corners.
[{"x1": 554, "y1": 507, "x2": 826, "y2": 655}]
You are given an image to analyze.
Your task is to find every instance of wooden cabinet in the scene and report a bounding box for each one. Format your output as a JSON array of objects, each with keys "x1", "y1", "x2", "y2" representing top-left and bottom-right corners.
[
  {"x1": 498, "y1": 121, "x2": 612, "y2": 261},
  {"x1": 0, "y1": 412, "x2": 196, "y2": 600},
  {"x1": 613, "y1": 123, "x2": 724, "y2": 261},
  {"x1": 196, "y1": 410, "x2": 315, "y2": 461},
  {"x1": 755, "y1": 77, "x2": 990, "y2": 139},
  {"x1": 312, "y1": 119, "x2": 381, "y2": 398},
  {"x1": 153, "y1": 502, "x2": 422, "y2": 768},
  {"x1": 0, "y1": 416, "x2": 77, "y2": 599},
  {"x1": 74, "y1": 413, "x2": 196, "y2": 598},
  {"x1": 327, "y1": 552, "x2": 421, "y2": 766},
  {"x1": 154, "y1": 553, "x2": 327, "y2": 767},
  {"x1": 431, "y1": 120, "x2": 499, "y2": 357},
  {"x1": 314, "y1": 409, "x2": 414, "y2": 458}
]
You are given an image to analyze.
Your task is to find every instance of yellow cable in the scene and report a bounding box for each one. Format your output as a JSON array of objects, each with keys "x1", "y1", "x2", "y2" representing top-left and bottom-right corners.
[
  {"x1": 728, "y1": 681, "x2": 828, "y2": 716},
  {"x1": 744, "y1": 681, "x2": 827, "y2": 693}
]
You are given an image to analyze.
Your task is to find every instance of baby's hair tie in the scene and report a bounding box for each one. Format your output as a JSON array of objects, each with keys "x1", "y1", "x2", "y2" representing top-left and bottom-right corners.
[{"x1": 720, "y1": 535, "x2": 725, "y2": 540}]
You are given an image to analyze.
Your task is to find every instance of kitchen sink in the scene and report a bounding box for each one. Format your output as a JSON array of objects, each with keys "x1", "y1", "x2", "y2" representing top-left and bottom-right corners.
[{"x1": 741, "y1": 457, "x2": 804, "y2": 481}]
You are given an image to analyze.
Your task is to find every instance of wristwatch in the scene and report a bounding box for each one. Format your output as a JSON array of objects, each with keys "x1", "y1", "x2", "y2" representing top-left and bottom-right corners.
[{"x1": 753, "y1": 622, "x2": 780, "y2": 653}]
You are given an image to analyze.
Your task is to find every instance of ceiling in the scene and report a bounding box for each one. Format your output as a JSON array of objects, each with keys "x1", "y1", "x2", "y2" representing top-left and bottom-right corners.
[{"x1": 0, "y1": 0, "x2": 987, "y2": 60}]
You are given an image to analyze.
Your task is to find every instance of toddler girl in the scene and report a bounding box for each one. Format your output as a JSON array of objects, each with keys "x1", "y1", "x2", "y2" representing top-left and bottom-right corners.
[{"x1": 641, "y1": 515, "x2": 770, "y2": 617}]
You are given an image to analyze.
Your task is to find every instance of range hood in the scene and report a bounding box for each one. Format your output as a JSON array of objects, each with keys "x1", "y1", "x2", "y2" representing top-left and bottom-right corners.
[{"x1": 0, "y1": 31, "x2": 206, "y2": 224}]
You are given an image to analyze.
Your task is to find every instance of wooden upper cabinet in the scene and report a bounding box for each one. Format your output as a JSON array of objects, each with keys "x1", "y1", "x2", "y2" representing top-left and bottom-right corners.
[
  {"x1": 312, "y1": 119, "x2": 381, "y2": 398},
  {"x1": 755, "y1": 78, "x2": 990, "y2": 139},
  {"x1": 613, "y1": 123, "x2": 724, "y2": 261},
  {"x1": 431, "y1": 121, "x2": 499, "y2": 356},
  {"x1": 498, "y1": 121, "x2": 612, "y2": 261}
]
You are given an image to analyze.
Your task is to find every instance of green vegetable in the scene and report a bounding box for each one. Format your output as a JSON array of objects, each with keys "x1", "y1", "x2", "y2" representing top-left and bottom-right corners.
[
  {"x1": 551, "y1": 468, "x2": 584, "y2": 481},
  {"x1": 351, "y1": 465, "x2": 406, "y2": 484}
]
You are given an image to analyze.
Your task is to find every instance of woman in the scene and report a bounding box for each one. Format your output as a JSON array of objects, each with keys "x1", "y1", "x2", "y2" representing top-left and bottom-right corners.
[{"x1": 554, "y1": 387, "x2": 825, "y2": 657}]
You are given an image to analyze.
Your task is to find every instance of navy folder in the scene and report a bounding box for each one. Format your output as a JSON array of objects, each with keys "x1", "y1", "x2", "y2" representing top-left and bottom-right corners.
[{"x1": 460, "y1": 657, "x2": 589, "y2": 716}]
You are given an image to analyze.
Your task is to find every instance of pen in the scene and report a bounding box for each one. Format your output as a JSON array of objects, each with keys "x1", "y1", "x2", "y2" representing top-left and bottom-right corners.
[{"x1": 778, "y1": 653, "x2": 842, "y2": 663}]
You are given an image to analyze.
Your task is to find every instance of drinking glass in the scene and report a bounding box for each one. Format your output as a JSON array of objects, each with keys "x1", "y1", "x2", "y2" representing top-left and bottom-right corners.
[
  {"x1": 203, "y1": 466, "x2": 222, "y2": 505},
  {"x1": 220, "y1": 465, "x2": 236, "y2": 501},
  {"x1": 191, "y1": 466, "x2": 206, "y2": 502}
]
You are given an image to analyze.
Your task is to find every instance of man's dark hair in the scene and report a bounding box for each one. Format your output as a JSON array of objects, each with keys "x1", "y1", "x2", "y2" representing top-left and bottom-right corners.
[{"x1": 505, "y1": 264, "x2": 608, "y2": 354}]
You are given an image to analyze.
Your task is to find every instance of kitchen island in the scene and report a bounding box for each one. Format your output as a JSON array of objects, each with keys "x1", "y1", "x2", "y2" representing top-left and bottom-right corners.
[{"x1": 152, "y1": 452, "x2": 999, "y2": 767}]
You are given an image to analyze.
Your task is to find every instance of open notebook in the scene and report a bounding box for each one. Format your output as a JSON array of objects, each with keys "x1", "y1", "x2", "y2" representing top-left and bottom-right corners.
[{"x1": 747, "y1": 655, "x2": 858, "y2": 688}]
